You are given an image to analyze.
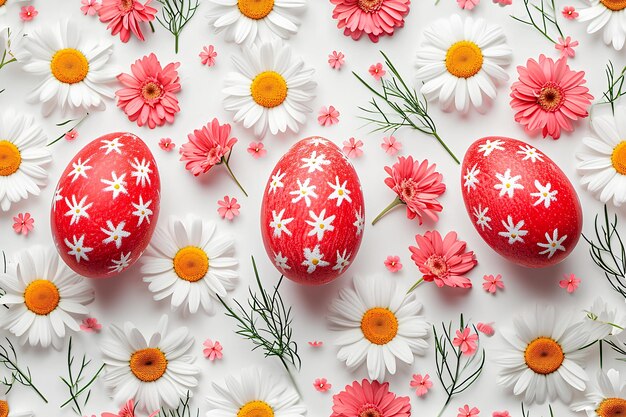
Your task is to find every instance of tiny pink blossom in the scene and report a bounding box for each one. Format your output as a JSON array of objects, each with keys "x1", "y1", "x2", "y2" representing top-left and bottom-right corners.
[
  {"x1": 308, "y1": 341, "x2": 323, "y2": 347},
  {"x1": 384, "y1": 256, "x2": 402, "y2": 273},
  {"x1": 247, "y1": 141, "x2": 267, "y2": 159},
  {"x1": 102, "y1": 399, "x2": 159, "y2": 417},
  {"x1": 555, "y1": 36, "x2": 578, "y2": 58},
  {"x1": 457, "y1": 0, "x2": 480, "y2": 9},
  {"x1": 217, "y1": 196, "x2": 240, "y2": 221},
  {"x1": 80, "y1": 317, "x2": 102, "y2": 333},
  {"x1": 381, "y1": 136, "x2": 402, "y2": 156},
  {"x1": 318, "y1": 106, "x2": 340, "y2": 126},
  {"x1": 458, "y1": 405, "x2": 480, "y2": 417},
  {"x1": 453, "y1": 327, "x2": 479, "y2": 356},
  {"x1": 159, "y1": 138, "x2": 175, "y2": 152},
  {"x1": 65, "y1": 129, "x2": 79, "y2": 141},
  {"x1": 482, "y1": 274, "x2": 504, "y2": 294},
  {"x1": 492, "y1": 0, "x2": 512, "y2": 6},
  {"x1": 410, "y1": 373, "x2": 433, "y2": 397},
  {"x1": 200, "y1": 45, "x2": 217, "y2": 67},
  {"x1": 562, "y1": 6, "x2": 578, "y2": 19},
  {"x1": 559, "y1": 273, "x2": 581, "y2": 293},
  {"x1": 80, "y1": 0, "x2": 101, "y2": 15},
  {"x1": 369, "y1": 63, "x2": 386, "y2": 81},
  {"x1": 314, "y1": 378, "x2": 332, "y2": 392},
  {"x1": 493, "y1": 412, "x2": 511, "y2": 417},
  {"x1": 342, "y1": 137, "x2": 363, "y2": 158},
  {"x1": 476, "y1": 322, "x2": 495, "y2": 337},
  {"x1": 12, "y1": 213, "x2": 34, "y2": 236},
  {"x1": 328, "y1": 51, "x2": 345, "y2": 70},
  {"x1": 203, "y1": 339, "x2": 223, "y2": 361},
  {"x1": 20, "y1": 6, "x2": 38, "y2": 21}
]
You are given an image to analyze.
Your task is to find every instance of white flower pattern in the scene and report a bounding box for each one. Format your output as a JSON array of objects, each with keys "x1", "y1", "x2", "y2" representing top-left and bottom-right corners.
[
  {"x1": 537, "y1": 229, "x2": 567, "y2": 258},
  {"x1": 498, "y1": 215, "x2": 528, "y2": 244},
  {"x1": 494, "y1": 169, "x2": 524, "y2": 198}
]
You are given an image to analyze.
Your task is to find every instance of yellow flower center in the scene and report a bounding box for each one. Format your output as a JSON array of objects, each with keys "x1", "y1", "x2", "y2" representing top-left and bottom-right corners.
[
  {"x1": 120, "y1": 0, "x2": 134, "y2": 12},
  {"x1": 612, "y1": 141, "x2": 626, "y2": 175},
  {"x1": 238, "y1": 400, "x2": 274, "y2": 417},
  {"x1": 237, "y1": 0, "x2": 274, "y2": 19},
  {"x1": 141, "y1": 81, "x2": 163, "y2": 102},
  {"x1": 601, "y1": 0, "x2": 626, "y2": 11},
  {"x1": 0, "y1": 140, "x2": 21, "y2": 176},
  {"x1": 0, "y1": 400, "x2": 8, "y2": 417},
  {"x1": 173, "y1": 246, "x2": 209, "y2": 282},
  {"x1": 537, "y1": 82, "x2": 565, "y2": 112},
  {"x1": 445, "y1": 41, "x2": 483, "y2": 79},
  {"x1": 361, "y1": 307, "x2": 398, "y2": 345},
  {"x1": 129, "y1": 348, "x2": 167, "y2": 382},
  {"x1": 597, "y1": 398, "x2": 626, "y2": 417},
  {"x1": 358, "y1": 0, "x2": 384, "y2": 12},
  {"x1": 524, "y1": 337, "x2": 564, "y2": 375},
  {"x1": 24, "y1": 279, "x2": 60, "y2": 316},
  {"x1": 0, "y1": 0, "x2": 7, "y2": 7},
  {"x1": 50, "y1": 48, "x2": 89, "y2": 84},
  {"x1": 250, "y1": 71, "x2": 288, "y2": 109}
]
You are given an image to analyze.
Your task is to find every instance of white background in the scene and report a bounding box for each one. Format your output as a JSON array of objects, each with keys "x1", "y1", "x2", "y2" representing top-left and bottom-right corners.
[{"x1": 0, "y1": 0, "x2": 625, "y2": 416}]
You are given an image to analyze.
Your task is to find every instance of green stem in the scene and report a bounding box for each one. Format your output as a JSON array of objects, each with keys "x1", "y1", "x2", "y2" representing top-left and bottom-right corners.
[
  {"x1": 222, "y1": 157, "x2": 248, "y2": 197},
  {"x1": 600, "y1": 340, "x2": 604, "y2": 369},
  {"x1": 280, "y1": 356, "x2": 301, "y2": 399},
  {"x1": 372, "y1": 197, "x2": 403, "y2": 225},
  {"x1": 15, "y1": 366, "x2": 48, "y2": 403},
  {"x1": 407, "y1": 277, "x2": 424, "y2": 294},
  {"x1": 0, "y1": 57, "x2": 16, "y2": 71},
  {"x1": 175, "y1": 34, "x2": 179, "y2": 54},
  {"x1": 432, "y1": 131, "x2": 460, "y2": 165},
  {"x1": 149, "y1": 21, "x2": 155, "y2": 33},
  {"x1": 59, "y1": 363, "x2": 104, "y2": 408},
  {"x1": 47, "y1": 113, "x2": 90, "y2": 147}
]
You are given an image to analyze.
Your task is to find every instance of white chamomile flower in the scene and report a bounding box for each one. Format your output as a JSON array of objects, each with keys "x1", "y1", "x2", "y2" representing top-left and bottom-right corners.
[
  {"x1": 141, "y1": 214, "x2": 238, "y2": 315},
  {"x1": 578, "y1": 0, "x2": 626, "y2": 50},
  {"x1": 572, "y1": 368, "x2": 626, "y2": 417},
  {"x1": 0, "y1": 110, "x2": 51, "y2": 211},
  {"x1": 581, "y1": 297, "x2": 626, "y2": 343},
  {"x1": 415, "y1": 14, "x2": 512, "y2": 114},
  {"x1": 21, "y1": 20, "x2": 116, "y2": 116},
  {"x1": 206, "y1": 0, "x2": 305, "y2": 46},
  {"x1": 0, "y1": 396, "x2": 33, "y2": 417},
  {"x1": 223, "y1": 40, "x2": 316, "y2": 138},
  {"x1": 577, "y1": 108, "x2": 626, "y2": 206},
  {"x1": 497, "y1": 305, "x2": 590, "y2": 404},
  {"x1": 0, "y1": 246, "x2": 94, "y2": 349},
  {"x1": 100, "y1": 315, "x2": 199, "y2": 412},
  {"x1": 206, "y1": 367, "x2": 306, "y2": 417},
  {"x1": 0, "y1": 0, "x2": 28, "y2": 16},
  {"x1": 328, "y1": 274, "x2": 429, "y2": 381}
]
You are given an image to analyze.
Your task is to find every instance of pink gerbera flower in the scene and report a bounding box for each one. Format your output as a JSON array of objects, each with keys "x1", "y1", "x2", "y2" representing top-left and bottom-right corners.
[
  {"x1": 98, "y1": 0, "x2": 157, "y2": 42},
  {"x1": 342, "y1": 137, "x2": 364, "y2": 158},
  {"x1": 203, "y1": 339, "x2": 223, "y2": 361},
  {"x1": 200, "y1": 45, "x2": 217, "y2": 67},
  {"x1": 384, "y1": 255, "x2": 402, "y2": 272},
  {"x1": 102, "y1": 399, "x2": 159, "y2": 417},
  {"x1": 12, "y1": 213, "x2": 34, "y2": 236},
  {"x1": 369, "y1": 62, "x2": 386, "y2": 80},
  {"x1": 81, "y1": 0, "x2": 102, "y2": 15},
  {"x1": 331, "y1": 379, "x2": 411, "y2": 417},
  {"x1": 458, "y1": 405, "x2": 480, "y2": 417},
  {"x1": 318, "y1": 105, "x2": 340, "y2": 126},
  {"x1": 559, "y1": 273, "x2": 581, "y2": 293},
  {"x1": 457, "y1": 0, "x2": 479, "y2": 9},
  {"x1": 453, "y1": 327, "x2": 479, "y2": 355},
  {"x1": 482, "y1": 274, "x2": 504, "y2": 294},
  {"x1": 328, "y1": 51, "x2": 345, "y2": 69},
  {"x1": 510, "y1": 54, "x2": 593, "y2": 139},
  {"x1": 19, "y1": 6, "x2": 38, "y2": 21},
  {"x1": 381, "y1": 136, "x2": 402, "y2": 155},
  {"x1": 116, "y1": 54, "x2": 181, "y2": 129},
  {"x1": 217, "y1": 196, "x2": 240, "y2": 220},
  {"x1": 80, "y1": 317, "x2": 102, "y2": 333},
  {"x1": 373, "y1": 156, "x2": 446, "y2": 225},
  {"x1": 330, "y1": 0, "x2": 411, "y2": 42},
  {"x1": 247, "y1": 141, "x2": 267, "y2": 159},
  {"x1": 314, "y1": 378, "x2": 332, "y2": 392},
  {"x1": 409, "y1": 230, "x2": 477, "y2": 290},
  {"x1": 410, "y1": 373, "x2": 432, "y2": 397},
  {"x1": 555, "y1": 36, "x2": 578, "y2": 58},
  {"x1": 159, "y1": 138, "x2": 175, "y2": 152},
  {"x1": 562, "y1": 6, "x2": 578, "y2": 19}
]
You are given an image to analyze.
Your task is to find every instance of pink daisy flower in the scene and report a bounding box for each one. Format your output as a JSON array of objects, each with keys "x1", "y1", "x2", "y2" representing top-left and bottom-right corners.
[
  {"x1": 116, "y1": 53, "x2": 181, "y2": 129},
  {"x1": 453, "y1": 327, "x2": 479, "y2": 356},
  {"x1": 330, "y1": 0, "x2": 411, "y2": 42},
  {"x1": 555, "y1": 36, "x2": 578, "y2": 59},
  {"x1": 65, "y1": 129, "x2": 79, "y2": 141},
  {"x1": 102, "y1": 399, "x2": 159, "y2": 417},
  {"x1": 328, "y1": 51, "x2": 345, "y2": 69},
  {"x1": 562, "y1": 6, "x2": 578, "y2": 19},
  {"x1": 482, "y1": 274, "x2": 504, "y2": 294},
  {"x1": 384, "y1": 255, "x2": 402, "y2": 272},
  {"x1": 458, "y1": 405, "x2": 480, "y2": 417},
  {"x1": 493, "y1": 412, "x2": 511, "y2": 417},
  {"x1": 457, "y1": 0, "x2": 479, "y2": 9},
  {"x1": 308, "y1": 341, "x2": 323, "y2": 347},
  {"x1": 318, "y1": 105, "x2": 340, "y2": 126},
  {"x1": 369, "y1": 62, "x2": 386, "y2": 80},
  {"x1": 247, "y1": 141, "x2": 267, "y2": 159},
  {"x1": 12, "y1": 213, "x2": 34, "y2": 236},
  {"x1": 409, "y1": 230, "x2": 477, "y2": 289},
  {"x1": 202, "y1": 339, "x2": 223, "y2": 361},
  {"x1": 200, "y1": 45, "x2": 217, "y2": 67},
  {"x1": 19, "y1": 6, "x2": 38, "y2": 21},
  {"x1": 98, "y1": 0, "x2": 157, "y2": 42},
  {"x1": 217, "y1": 196, "x2": 240, "y2": 220},
  {"x1": 81, "y1": 0, "x2": 102, "y2": 15},
  {"x1": 342, "y1": 137, "x2": 364, "y2": 158},
  {"x1": 159, "y1": 138, "x2": 175, "y2": 152},
  {"x1": 381, "y1": 136, "x2": 402, "y2": 155},
  {"x1": 374, "y1": 156, "x2": 446, "y2": 225},
  {"x1": 314, "y1": 378, "x2": 332, "y2": 392},
  {"x1": 331, "y1": 379, "x2": 411, "y2": 417},
  {"x1": 476, "y1": 322, "x2": 495, "y2": 337},
  {"x1": 410, "y1": 373, "x2": 433, "y2": 397},
  {"x1": 493, "y1": 0, "x2": 512, "y2": 6},
  {"x1": 510, "y1": 54, "x2": 593, "y2": 139},
  {"x1": 80, "y1": 317, "x2": 102, "y2": 333},
  {"x1": 559, "y1": 273, "x2": 581, "y2": 293}
]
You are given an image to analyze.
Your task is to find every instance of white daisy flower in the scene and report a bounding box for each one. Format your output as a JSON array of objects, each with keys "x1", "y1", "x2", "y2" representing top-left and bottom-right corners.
[
  {"x1": 572, "y1": 369, "x2": 626, "y2": 417},
  {"x1": 0, "y1": 246, "x2": 94, "y2": 349},
  {"x1": 0, "y1": 396, "x2": 33, "y2": 417},
  {"x1": 415, "y1": 15, "x2": 512, "y2": 114},
  {"x1": 328, "y1": 274, "x2": 429, "y2": 381},
  {"x1": 0, "y1": 0, "x2": 28, "y2": 17},
  {"x1": 578, "y1": 0, "x2": 626, "y2": 50},
  {"x1": 206, "y1": 367, "x2": 306, "y2": 417},
  {"x1": 100, "y1": 315, "x2": 199, "y2": 412},
  {"x1": 581, "y1": 298, "x2": 626, "y2": 344},
  {"x1": 0, "y1": 110, "x2": 51, "y2": 211},
  {"x1": 141, "y1": 214, "x2": 238, "y2": 315},
  {"x1": 206, "y1": 0, "x2": 305, "y2": 46},
  {"x1": 496, "y1": 305, "x2": 590, "y2": 404},
  {"x1": 21, "y1": 20, "x2": 116, "y2": 116},
  {"x1": 223, "y1": 40, "x2": 316, "y2": 138},
  {"x1": 577, "y1": 108, "x2": 626, "y2": 206}
]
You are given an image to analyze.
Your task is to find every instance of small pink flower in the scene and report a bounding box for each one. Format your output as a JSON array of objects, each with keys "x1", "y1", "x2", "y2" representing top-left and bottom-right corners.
[
  {"x1": 476, "y1": 322, "x2": 495, "y2": 337},
  {"x1": 318, "y1": 106, "x2": 340, "y2": 126},
  {"x1": 562, "y1": 6, "x2": 578, "y2": 19},
  {"x1": 482, "y1": 274, "x2": 504, "y2": 294},
  {"x1": 384, "y1": 256, "x2": 402, "y2": 273},
  {"x1": 80, "y1": 317, "x2": 102, "y2": 333},
  {"x1": 328, "y1": 51, "x2": 345, "y2": 70},
  {"x1": 559, "y1": 273, "x2": 581, "y2": 293},
  {"x1": 200, "y1": 45, "x2": 217, "y2": 67},
  {"x1": 381, "y1": 136, "x2": 402, "y2": 156},
  {"x1": 203, "y1": 339, "x2": 223, "y2": 361},
  {"x1": 314, "y1": 378, "x2": 332, "y2": 392},
  {"x1": 247, "y1": 141, "x2": 267, "y2": 159},
  {"x1": 555, "y1": 36, "x2": 578, "y2": 58},
  {"x1": 81, "y1": 0, "x2": 101, "y2": 15},
  {"x1": 492, "y1": 0, "x2": 511, "y2": 6},
  {"x1": 369, "y1": 63, "x2": 386, "y2": 81},
  {"x1": 493, "y1": 412, "x2": 511, "y2": 417},
  {"x1": 12, "y1": 213, "x2": 34, "y2": 236},
  {"x1": 308, "y1": 341, "x2": 323, "y2": 347},
  {"x1": 458, "y1": 405, "x2": 480, "y2": 417},
  {"x1": 159, "y1": 138, "x2": 175, "y2": 152},
  {"x1": 217, "y1": 196, "x2": 240, "y2": 221},
  {"x1": 342, "y1": 137, "x2": 363, "y2": 158},
  {"x1": 102, "y1": 399, "x2": 159, "y2": 417},
  {"x1": 453, "y1": 327, "x2": 479, "y2": 356},
  {"x1": 457, "y1": 0, "x2": 479, "y2": 9},
  {"x1": 20, "y1": 6, "x2": 38, "y2": 21},
  {"x1": 65, "y1": 129, "x2": 79, "y2": 141},
  {"x1": 410, "y1": 373, "x2": 432, "y2": 397}
]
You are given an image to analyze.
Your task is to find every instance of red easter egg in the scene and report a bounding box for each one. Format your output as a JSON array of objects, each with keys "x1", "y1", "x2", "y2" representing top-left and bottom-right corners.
[
  {"x1": 260, "y1": 137, "x2": 365, "y2": 285},
  {"x1": 461, "y1": 136, "x2": 582, "y2": 268},
  {"x1": 51, "y1": 132, "x2": 161, "y2": 278}
]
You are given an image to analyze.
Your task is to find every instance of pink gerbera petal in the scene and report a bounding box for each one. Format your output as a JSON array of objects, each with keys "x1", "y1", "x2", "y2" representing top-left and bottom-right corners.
[
  {"x1": 330, "y1": 0, "x2": 410, "y2": 42},
  {"x1": 98, "y1": 0, "x2": 157, "y2": 42},
  {"x1": 331, "y1": 379, "x2": 411, "y2": 417}
]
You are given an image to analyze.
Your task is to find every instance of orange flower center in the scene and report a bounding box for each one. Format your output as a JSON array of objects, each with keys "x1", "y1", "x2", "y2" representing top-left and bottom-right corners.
[
  {"x1": 120, "y1": 0, "x2": 134, "y2": 12},
  {"x1": 398, "y1": 178, "x2": 418, "y2": 202},
  {"x1": 537, "y1": 82, "x2": 564, "y2": 112},
  {"x1": 446, "y1": 41, "x2": 484, "y2": 79},
  {"x1": 358, "y1": 404, "x2": 382, "y2": 417},
  {"x1": 250, "y1": 71, "x2": 288, "y2": 108},
  {"x1": 601, "y1": 0, "x2": 626, "y2": 11},
  {"x1": 361, "y1": 307, "x2": 398, "y2": 345},
  {"x1": 237, "y1": 401, "x2": 274, "y2": 417},
  {"x1": 237, "y1": 0, "x2": 274, "y2": 19},
  {"x1": 425, "y1": 255, "x2": 448, "y2": 278},
  {"x1": 0, "y1": 400, "x2": 8, "y2": 417},
  {"x1": 50, "y1": 48, "x2": 89, "y2": 84},
  {"x1": 0, "y1": 0, "x2": 7, "y2": 7},
  {"x1": 173, "y1": 246, "x2": 209, "y2": 282},
  {"x1": 524, "y1": 337, "x2": 564, "y2": 374},
  {"x1": 611, "y1": 141, "x2": 626, "y2": 175},
  {"x1": 358, "y1": 0, "x2": 384, "y2": 12},
  {"x1": 0, "y1": 140, "x2": 21, "y2": 176},
  {"x1": 129, "y1": 348, "x2": 167, "y2": 382},
  {"x1": 24, "y1": 280, "x2": 60, "y2": 316},
  {"x1": 596, "y1": 398, "x2": 626, "y2": 417},
  {"x1": 142, "y1": 81, "x2": 163, "y2": 102}
]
